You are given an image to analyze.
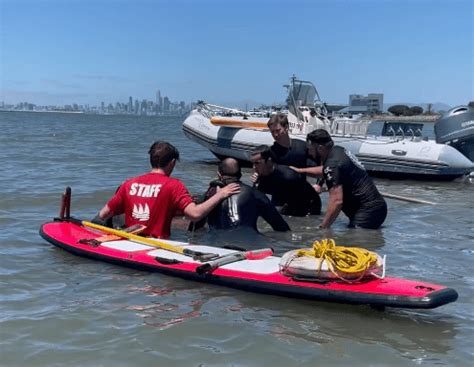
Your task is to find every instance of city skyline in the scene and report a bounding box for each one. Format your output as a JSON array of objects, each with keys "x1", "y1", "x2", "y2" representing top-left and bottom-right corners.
[
  {"x1": 0, "y1": 89, "x2": 192, "y2": 115},
  {"x1": 1, "y1": 0, "x2": 473, "y2": 108},
  {"x1": 0, "y1": 90, "x2": 455, "y2": 115}
]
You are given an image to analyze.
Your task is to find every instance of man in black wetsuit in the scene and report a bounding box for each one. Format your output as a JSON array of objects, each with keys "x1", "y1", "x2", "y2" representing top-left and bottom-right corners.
[
  {"x1": 306, "y1": 129, "x2": 387, "y2": 229},
  {"x1": 268, "y1": 113, "x2": 323, "y2": 193},
  {"x1": 250, "y1": 145, "x2": 321, "y2": 217},
  {"x1": 268, "y1": 113, "x2": 309, "y2": 167},
  {"x1": 195, "y1": 158, "x2": 290, "y2": 232}
]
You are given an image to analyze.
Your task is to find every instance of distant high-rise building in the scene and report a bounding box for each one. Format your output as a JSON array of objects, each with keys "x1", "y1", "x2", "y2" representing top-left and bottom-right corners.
[
  {"x1": 128, "y1": 96, "x2": 133, "y2": 113},
  {"x1": 141, "y1": 99, "x2": 148, "y2": 115},
  {"x1": 134, "y1": 100, "x2": 139, "y2": 115},
  {"x1": 163, "y1": 97, "x2": 170, "y2": 112},
  {"x1": 156, "y1": 90, "x2": 163, "y2": 113},
  {"x1": 147, "y1": 101, "x2": 154, "y2": 115}
]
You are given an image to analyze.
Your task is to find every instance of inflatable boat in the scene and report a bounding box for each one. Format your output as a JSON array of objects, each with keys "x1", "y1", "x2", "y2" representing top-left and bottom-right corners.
[
  {"x1": 182, "y1": 77, "x2": 474, "y2": 180},
  {"x1": 39, "y1": 189, "x2": 458, "y2": 310}
]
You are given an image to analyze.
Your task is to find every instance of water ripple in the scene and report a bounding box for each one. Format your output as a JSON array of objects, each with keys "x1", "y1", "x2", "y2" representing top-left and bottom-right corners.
[{"x1": 1, "y1": 112, "x2": 473, "y2": 367}]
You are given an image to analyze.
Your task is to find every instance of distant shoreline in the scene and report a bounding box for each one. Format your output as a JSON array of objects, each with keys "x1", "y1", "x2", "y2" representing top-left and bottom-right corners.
[
  {"x1": 362, "y1": 114, "x2": 441, "y2": 122},
  {"x1": 0, "y1": 109, "x2": 187, "y2": 117},
  {"x1": 0, "y1": 109, "x2": 441, "y2": 121},
  {"x1": 0, "y1": 109, "x2": 84, "y2": 114}
]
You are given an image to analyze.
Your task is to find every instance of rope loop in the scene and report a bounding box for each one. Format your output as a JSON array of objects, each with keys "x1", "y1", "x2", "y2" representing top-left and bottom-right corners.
[{"x1": 295, "y1": 238, "x2": 380, "y2": 282}]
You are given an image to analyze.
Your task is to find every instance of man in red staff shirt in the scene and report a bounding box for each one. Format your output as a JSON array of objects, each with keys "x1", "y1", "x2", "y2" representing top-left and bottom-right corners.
[{"x1": 94, "y1": 141, "x2": 240, "y2": 239}]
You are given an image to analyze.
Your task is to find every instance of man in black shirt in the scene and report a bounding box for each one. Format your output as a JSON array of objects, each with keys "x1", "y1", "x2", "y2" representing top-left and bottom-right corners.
[
  {"x1": 195, "y1": 158, "x2": 290, "y2": 232},
  {"x1": 268, "y1": 114, "x2": 309, "y2": 167},
  {"x1": 250, "y1": 145, "x2": 321, "y2": 217},
  {"x1": 268, "y1": 113, "x2": 323, "y2": 192},
  {"x1": 306, "y1": 129, "x2": 387, "y2": 229}
]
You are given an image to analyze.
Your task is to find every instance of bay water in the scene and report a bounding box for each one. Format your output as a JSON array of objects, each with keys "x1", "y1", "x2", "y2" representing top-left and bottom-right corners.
[{"x1": 0, "y1": 111, "x2": 473, "y2": 366}]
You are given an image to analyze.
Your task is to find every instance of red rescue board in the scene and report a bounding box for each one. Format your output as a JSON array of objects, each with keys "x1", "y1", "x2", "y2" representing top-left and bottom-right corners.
[{"x1": 40, "y1": 221, "x2": 458, "y2": 309}]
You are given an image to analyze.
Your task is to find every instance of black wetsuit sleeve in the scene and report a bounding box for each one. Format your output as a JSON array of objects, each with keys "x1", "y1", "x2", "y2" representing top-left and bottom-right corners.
[{"x1": 255, "y1": 190, "x2": 290, "y2": 232}]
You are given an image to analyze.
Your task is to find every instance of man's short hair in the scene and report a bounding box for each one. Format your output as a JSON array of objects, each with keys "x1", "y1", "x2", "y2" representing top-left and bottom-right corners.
[
  {"x1": 251, "y1": 145, "x2": 276, "y2": 162},
  {"x1": 218, "y1": 158, "x2": 242, "y2": 179},
  {"x1": 306, "y1": 129, "x2": 333, "y2": 147},
  {"x1": 148, "y1": 141, "x2": 180, "y2": 168},
  {"x1": 267, "y1": 113, "x2": 289, "y2": 129}
]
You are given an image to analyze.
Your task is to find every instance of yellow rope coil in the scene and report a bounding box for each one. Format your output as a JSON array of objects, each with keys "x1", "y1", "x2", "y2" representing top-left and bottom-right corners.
[{"x1": 296, "y1": 239, "x2": 379, "y2": 282}]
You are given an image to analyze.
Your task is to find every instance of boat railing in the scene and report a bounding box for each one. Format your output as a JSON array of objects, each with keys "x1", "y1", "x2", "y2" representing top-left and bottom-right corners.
[
  {"x1": 406, "y1": 128, "x2": 423, "y2": 141},
  {"x1": 197, "y1": 104, "x2": 214, "y2": 119},
  {"x1": 396, "y1": 127, "x2": 405, "y2": 140},
  {"x1": 380, "y1": 122, "x2": 425, "y2": 141},
  {"x1": 387, "y1": 126, "x2": 396, "y2": 139},
  {"x1": 197, "y1": 101, "x2": 272, "y2": 120}
]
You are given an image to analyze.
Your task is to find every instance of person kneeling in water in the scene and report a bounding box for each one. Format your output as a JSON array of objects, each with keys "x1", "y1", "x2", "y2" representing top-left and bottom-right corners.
[
  {"x1": 93, "y1": 141, "x2": 240, "y2": 239},
  {"x1": 250, "y1": 145, "x2": 322, "y2": 217},
  {"x1": 305, "y1": 129, "x2": 387, "y2": 229},
  {"x1": 191, "y1": 158, "x2": 290, "y2": 233}
]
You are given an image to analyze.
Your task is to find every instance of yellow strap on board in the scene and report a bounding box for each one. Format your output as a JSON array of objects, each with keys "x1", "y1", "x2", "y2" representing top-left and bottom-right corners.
[{"x1": 81, "y1": 220, "x2": 186, "y2": 254}]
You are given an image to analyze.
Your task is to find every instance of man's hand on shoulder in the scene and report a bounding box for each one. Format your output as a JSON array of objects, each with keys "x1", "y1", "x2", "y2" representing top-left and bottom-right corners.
[{"x1": 216, "y1": 183, "x2": 240, "y2": 198}]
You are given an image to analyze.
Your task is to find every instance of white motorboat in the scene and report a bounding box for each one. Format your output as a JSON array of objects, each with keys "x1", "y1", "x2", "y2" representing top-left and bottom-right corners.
[{"x1": 182, "y1": 76, "x2": 474, "y2": 180}]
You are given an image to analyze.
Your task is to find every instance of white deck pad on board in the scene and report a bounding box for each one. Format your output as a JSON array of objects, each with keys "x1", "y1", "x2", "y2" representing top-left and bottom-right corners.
[
  {"x1": 149, "y1": 245, "x2": 280, "y2": 274},
  {"x1": 147, "y1": 245, "x2": 236, "y2": 262},
  {"x1": 101, "y1": 238, "x2": 188, "y2": 252},
  {"x1": 218, "y1": 256, "x2": 280, "y2": 274},
  {"x1": 101, "y1": 240, "x2": 280, "y2": 274},
  {"x1": 102, "y1": 240, "x2": 153, "y2": 252}
]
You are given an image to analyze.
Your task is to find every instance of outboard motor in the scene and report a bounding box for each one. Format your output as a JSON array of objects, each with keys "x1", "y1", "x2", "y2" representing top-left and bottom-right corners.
[{"x1": 434, "y1": 103, "x2": 474, "y2": 161}]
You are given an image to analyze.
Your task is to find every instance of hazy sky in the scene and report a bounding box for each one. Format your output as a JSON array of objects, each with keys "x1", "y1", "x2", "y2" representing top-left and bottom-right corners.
[{"x1": 1, "y1": 0, "x2": 473, "y2": 107}]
